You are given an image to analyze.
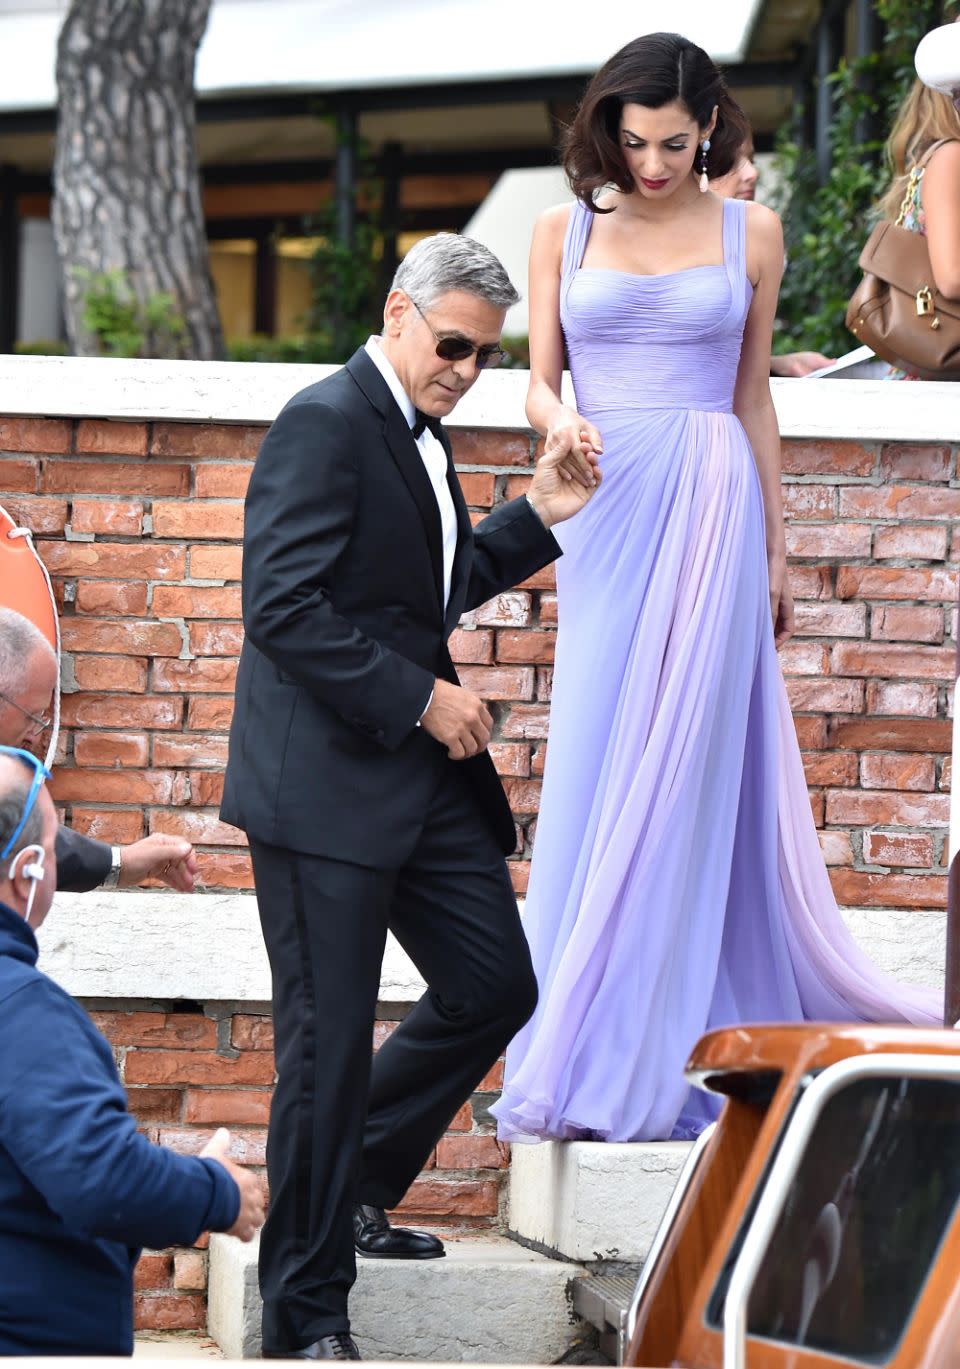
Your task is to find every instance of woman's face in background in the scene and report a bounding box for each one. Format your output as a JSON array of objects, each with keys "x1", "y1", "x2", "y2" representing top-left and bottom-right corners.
[{"x1": 711, "y1": 140, "x2": 758, "y2": 201}]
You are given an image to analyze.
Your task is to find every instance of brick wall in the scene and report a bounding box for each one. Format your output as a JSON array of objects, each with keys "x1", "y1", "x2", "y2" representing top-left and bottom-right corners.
[{"x1": 1, "y1": 412, "x2": 956, "y2": 1328}]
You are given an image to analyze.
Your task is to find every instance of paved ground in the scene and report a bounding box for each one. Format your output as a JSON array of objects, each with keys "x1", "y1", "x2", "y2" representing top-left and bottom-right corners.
[{"x1": 135, "y1": 1332, "x2": 223, "y2": 1358}]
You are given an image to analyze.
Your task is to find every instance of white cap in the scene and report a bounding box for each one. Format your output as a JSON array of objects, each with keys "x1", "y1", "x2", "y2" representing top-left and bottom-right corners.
[{"x1": 915, "y1": 21, "x2": 960, "y2": 94}]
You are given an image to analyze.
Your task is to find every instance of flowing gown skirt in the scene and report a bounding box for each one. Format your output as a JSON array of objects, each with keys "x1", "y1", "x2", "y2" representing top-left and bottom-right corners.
[{"x1": 493, "y1": 403, "x2": 940, "y2": 1144}]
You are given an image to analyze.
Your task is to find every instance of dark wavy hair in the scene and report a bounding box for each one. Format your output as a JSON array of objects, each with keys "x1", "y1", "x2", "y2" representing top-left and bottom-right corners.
[{"x1": 564, "y1": 32, "x2": 750, "y2": 213}]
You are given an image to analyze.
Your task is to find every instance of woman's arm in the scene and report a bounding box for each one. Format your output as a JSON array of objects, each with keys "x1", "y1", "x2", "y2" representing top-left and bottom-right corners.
[
  {"x1": 921, "y1": 140, "x2": 960, "y2": 300},
  {"x1": 525, "y1": 206, "x2": 603, "y2": 458},
  {"x1": 733, "y1": 201, "x2": 793, "y2": 647}
]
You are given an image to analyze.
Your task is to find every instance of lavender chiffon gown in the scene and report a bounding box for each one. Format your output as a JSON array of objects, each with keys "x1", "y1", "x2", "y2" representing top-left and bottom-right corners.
[{"x1": 492, "y1": 197, "x2": 940, "y2": 1145}]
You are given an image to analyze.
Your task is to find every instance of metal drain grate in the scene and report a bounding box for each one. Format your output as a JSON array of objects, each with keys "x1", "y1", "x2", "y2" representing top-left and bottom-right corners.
[{"x1": 572, "y1": 1267, "x2": 641, "y2": 1364}]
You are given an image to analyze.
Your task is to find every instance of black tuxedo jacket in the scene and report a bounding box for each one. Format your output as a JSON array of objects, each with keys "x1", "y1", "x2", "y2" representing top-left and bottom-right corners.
[{"x1": 220, "y1": 347, "x2": 561, "y2": 867}]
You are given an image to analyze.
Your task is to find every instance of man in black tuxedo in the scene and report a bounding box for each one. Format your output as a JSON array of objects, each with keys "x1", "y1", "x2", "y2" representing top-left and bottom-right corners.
[{"x1": 221, "y1": 234, "x2": 600, "y2": 1361}]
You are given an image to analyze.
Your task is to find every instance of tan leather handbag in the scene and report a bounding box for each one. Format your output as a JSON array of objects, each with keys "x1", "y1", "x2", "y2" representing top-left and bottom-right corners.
[{"x1": 846, "y1": 140, "x2": 960, "y2": 379}]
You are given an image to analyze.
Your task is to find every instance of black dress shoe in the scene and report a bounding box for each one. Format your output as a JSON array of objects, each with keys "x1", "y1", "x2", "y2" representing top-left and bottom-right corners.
[
  {"x1": 353, "y1": 1203, "x2": 445, "y2": 1259},
  {"x1": 262, "y1": 1333, "x2": 361, "y2": 1360}
]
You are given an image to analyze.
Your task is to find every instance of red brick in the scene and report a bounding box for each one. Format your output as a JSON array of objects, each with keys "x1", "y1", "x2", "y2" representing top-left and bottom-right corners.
[
  {"x1": 196, "y1": 852, "x2": 253, "y2": 888},
  {"x1": 157, "y1": 1127, "x2": 266, "y2": 1166},
  {"x1": 788, "y1": 565, "x2": 833, "y2": 599},
  {"x1": 134, "y1": 1252, "x2": 173, "y2": 1291},
  {"x1": 874, "y1": 525, "x2": 948, "y2": 561},
  {"x1": 801, "y1": 752, "x2": 857, "y2": 786},
  {"x1": 173, "y1": 1249, "x2": 207, "y2": 1292},
  {"x1": 449, "y1": 430, "x2": 533, "y2": 467},
  {"x1": 153, "y1": 501, "x2": 244, "y2": 540},
  {"x1": 435, "y1": 1136, "x2": 508, "y2": 1169},
  {"x1": 71, "y1": 655, "x2": 149, "y2": 692},
  {"x1": 153, "y1": 658, "x2": 238, "y2": 693},
  {"x1": 779, "y1": 641, "x2": 829, "y2": 675},
  {"x1": 74, "y1": 731, "x2": 149, "y2": 768},
  {"x1": 125, "y1": 1051, "x2": 275, "y2": 1086},
  {"x1": 829, "y1": 870, "x2": 946, "y2": 909},
  {"x1": 151, "y1": 422, "x2": 266, "y2": 460},
  {"x1": 860, "y1": 754, "x2": 936, "y2": 791},
  {"x1": 189, "y1": 772, "x2": 225, "y2": 806},
  {"x1": 785, "y1": 678, "x2": 865, "y2": 713},
  {"x1": 188, "y1": 621, "x2": 244, "y2": 657},
  {"x1": 150, "y1": 810, "x2": 247, "y2": 846},
  {"x1": 830, "y1": 642, "x2": 954, "y2": 681},
  {"x1": 194, "y1": 464, "x2": 253, "y2": 498},
  {"x1": 75, "y1": 420, "x2": 148, "y2": 456},
  {"x1": 499, "y1": 705, "x2": 551, "y2": 740},
  {"x1": 865, "y1": 681, "x2": 939, "y2": 718},
  {"x1": 458, "y1": 472, "x2": 496, "y2": 507},
  {"x1": 231, "y1": 1016, "x2": 275, "y2": 1051},
  {"x1": 70, "y1": 807, "x2": 144, "y2": 843},
  {"x1": 782, "y1": 484, "x2": 838, "y2": 520},
  {"x1": 495, "y1": 630, "x2": 555, "y2": 665},
  {"x1": 839, "y1": 486, "x2": 960, "y2": 521},
  {"x1": 0, "y1": 457, "x2": 39, "y2": 491},
  {"x1": 809, "y1": 792, "x2": 824, "y2": 825},
  {"x1": 871, "y1": 605, "x2": 943, "y2": 643},
  {"x1": 824, "y1": 790, "x2": 949, "y2": 827},
  {"x1": 864, "y1": 831, "x2": 935, "y2": 867},
  {"x1": 183, "y1": 1089, "x2": 273, "y2": 1125},
  {"x1": 489, "y1": 743, "x2": 530, "y2": 777},
  {"x1": 152, "y1": 733, "x2": 230, "y2": 769},
  {"x1": 792, "y1": 602, "x2": 866, "y2": 637},
  {"x1": 539, "y1": 593, "x2": 558, "y2": 625},
  {"x1": 75, "y1": 579, "x2": 149, "y2": 615},
  {"x1": 509, "y1": 861, "x2": 530, "y2": 894},
  {"x1": 37, "y1": 539, "x2": 186, "y2": 581},
  {"x1": 392, "y1": 1179, "x2": 497, "y2": 1217},
  {"x1": 517, "y1": 563, "x2": 556, "y2": 591},
  {"x1": 828, "y1": 717, "x2": 951, "y2": 752},
  {"x1": 126, "y1": 1088, "x2": 183, "y2": 1124},
  {"x1": 836, "y1": 566, "x2": 956, "y2": 601},
  {"x1": 462, "y1": 593, "x2": 533, "y2": 629},
  {"x1": 531, "y1": 743, "x2": 547, "y2": 776},
  {"x1": 153, "y1": 587, "x2": 242, "y2": 621},
  {"x1": 373, "y1": 1021, "x2": 399, "y2": 1051},
  {"x1": 477, "y1": 1060, "x2": 504, "y2": 1091},
  {"x1": 91, "y1": 1011, "x2": 217, "y2": 1049},
  {"x1": 941, "y1": 757, "x2": 952, "y2": 792},
  {"x1": 781, "y1": 440, "x2": 875, "y2": 476},
  {"x1": 448, "y1": 628, "x2": 494, "y2": 664},
  {"x1": 502, "y1": 778, "x2": 541, "y2": 814},
  {"x1": 504, "y1": 474, "x2": 533, "y2": 501},
  {"x1": 786, "y1": 524, "x2": 872, "y2": 558},
  {"x1": 879, "y1": 443, "x2": 952, "y2": 481},
  {"x1": 50, "y1": 768, "x2": 182, "y2": 805},
  {"x1": 42, "y1": 459, "x2": 189, "y2": 497},
  {"x1": 818, "y1": 830, "x2": 853, "y2": 866},
  {"x1": 187, "y1": 696, "x2": 235, "y2": 730},
  {"x1": 0, "y1": 417, "x2": 72, "y2": 453},
  {"x1": 794, "y1": 716, "x2": 827, "y2": 748},
  {"x1": 71, "y1": 499, "x2": 145, "y2": 536},
  {"x1": 188, "y1": 545, "x2": 243, "y2": 580},
  {"x1": 60, "y1": 693, "x2": 183, "y2": 729},
  {"x1": 448, "y1": 1102, "x2": 473, "y2": 1132},
  {"x1": 0, "y1": 495, "x2": 68, "y2": 533},
  {"x1": 133, "y1": 1293, "x2": 206, "y2": 1331},
  {"x1": 62, "y1": 618, "x2": 184, "y2": 657},
  {"x1": 456, "y1": 665, "x2": 534, "y2": 700}
]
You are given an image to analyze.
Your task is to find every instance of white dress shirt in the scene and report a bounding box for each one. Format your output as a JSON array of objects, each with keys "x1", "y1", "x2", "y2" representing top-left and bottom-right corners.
[{"x1": 364, "y1": 336, "x2": 458, "y2": 612}]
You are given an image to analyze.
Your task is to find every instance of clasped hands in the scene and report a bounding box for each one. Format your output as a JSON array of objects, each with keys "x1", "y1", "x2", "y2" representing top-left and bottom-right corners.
[{"x1": 421, "y1": 408, "x2": 602, "y2": 761}]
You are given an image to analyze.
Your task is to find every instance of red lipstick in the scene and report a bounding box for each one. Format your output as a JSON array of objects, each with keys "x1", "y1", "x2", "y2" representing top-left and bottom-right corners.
[{"x1": 640, "y1": 177, "x2": 669, "y2": 190}]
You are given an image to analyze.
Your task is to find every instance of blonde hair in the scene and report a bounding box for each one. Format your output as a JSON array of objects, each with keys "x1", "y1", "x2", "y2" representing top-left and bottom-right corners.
[{"x1": 878, "y1": 78, "x2": 960, "y2": 219}]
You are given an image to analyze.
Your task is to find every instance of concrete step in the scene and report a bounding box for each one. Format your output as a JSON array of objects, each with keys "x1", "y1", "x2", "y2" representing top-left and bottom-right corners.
[
  {"x1": 508, "y1": 1140, "x2": 692, "y2": 1263},
  {"x1": 208, "y1": 1232, "x2": 587, "y2": 1362}
]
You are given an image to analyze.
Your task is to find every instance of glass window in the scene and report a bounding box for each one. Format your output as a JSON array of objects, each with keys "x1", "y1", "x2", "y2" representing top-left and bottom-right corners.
[{"x1": 708, "y1": 1076, "x2": 960, "y2": 1363}]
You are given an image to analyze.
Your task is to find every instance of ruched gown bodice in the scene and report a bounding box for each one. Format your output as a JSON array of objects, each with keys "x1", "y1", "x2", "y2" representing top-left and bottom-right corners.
[{"x1": 492, "y1": 197, "x2": 938, "y2": 1144}]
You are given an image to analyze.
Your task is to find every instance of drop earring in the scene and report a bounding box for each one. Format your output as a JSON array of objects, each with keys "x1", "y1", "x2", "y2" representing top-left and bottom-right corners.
[{"x1": 698, "y1": 137, "x2": 711, "y2": 193}]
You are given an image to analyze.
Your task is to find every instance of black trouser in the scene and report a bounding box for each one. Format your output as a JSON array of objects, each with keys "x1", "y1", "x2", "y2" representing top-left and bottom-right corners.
[{"x1": 249, "y1": 763, "x2": 537, "y2": 1352}]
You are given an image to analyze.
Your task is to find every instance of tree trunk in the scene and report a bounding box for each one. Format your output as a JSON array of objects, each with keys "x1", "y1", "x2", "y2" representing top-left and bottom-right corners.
[{"x1": 52, "y1": 0, "x2": 223, "y2": 359}]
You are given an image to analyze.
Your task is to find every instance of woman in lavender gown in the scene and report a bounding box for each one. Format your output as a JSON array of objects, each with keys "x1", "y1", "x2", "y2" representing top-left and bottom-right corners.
[{"x1": 492, "y1": 32, "x2": 940, "y2": 1146}]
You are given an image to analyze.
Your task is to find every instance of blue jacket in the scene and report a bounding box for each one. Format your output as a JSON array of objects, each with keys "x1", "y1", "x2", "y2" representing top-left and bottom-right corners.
[{"x1": 0, "y1": 900, "x2": 239, "y2": 1354}]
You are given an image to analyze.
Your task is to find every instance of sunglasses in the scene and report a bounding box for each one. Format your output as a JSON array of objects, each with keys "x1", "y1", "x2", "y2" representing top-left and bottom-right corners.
[
  {"x1": 0, "y1": 745, "x2": 51, "y2": 862},
  {"x1": 408, "y1": 296, "x2": 506, "y2": 370},
  {"x1": 0, "y1": 690, "x2": 53, "y2": 735}
]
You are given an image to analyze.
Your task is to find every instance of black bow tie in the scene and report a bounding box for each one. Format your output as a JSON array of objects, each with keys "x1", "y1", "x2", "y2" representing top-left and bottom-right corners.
[{"x1": 412, "y1": 410, "x2": 442, "y2": 441}]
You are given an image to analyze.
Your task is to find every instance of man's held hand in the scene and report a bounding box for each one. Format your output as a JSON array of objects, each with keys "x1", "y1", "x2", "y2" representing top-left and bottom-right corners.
[
  {"x1": 200, "y1": 1127, "x2": 266, "y2": 1242},
  {"x1": 419, "y1": 678, "x2": 493, "y2": 760}
]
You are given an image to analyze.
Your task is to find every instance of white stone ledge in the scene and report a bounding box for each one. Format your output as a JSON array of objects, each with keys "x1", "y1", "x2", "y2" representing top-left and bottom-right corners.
[{"x1": 1, "y1": 355, "x2": 958, "y2": 441}]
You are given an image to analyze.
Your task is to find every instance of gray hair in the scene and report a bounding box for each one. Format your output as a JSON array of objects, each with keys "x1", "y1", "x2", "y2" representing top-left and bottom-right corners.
[
  {"x1": 392, "y1": 234, "x2": 520, "y2": 311},
  {"x1": 0, "y1": 607, "x2": 54, "y2": 697},
  {"x1": 0, "y1": 777, "x2": 43, "y2": 873}
]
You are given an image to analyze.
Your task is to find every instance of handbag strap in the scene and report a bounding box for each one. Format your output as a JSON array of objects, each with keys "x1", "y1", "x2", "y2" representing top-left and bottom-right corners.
[{"x1": 895, "y1": 139, "x2": 958, "y2": 228}]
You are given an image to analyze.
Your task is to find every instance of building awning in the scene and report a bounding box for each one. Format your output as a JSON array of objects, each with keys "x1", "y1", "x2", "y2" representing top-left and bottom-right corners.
[{"x1": 0, "y1": 0, "x2": 765, "y2": 113}]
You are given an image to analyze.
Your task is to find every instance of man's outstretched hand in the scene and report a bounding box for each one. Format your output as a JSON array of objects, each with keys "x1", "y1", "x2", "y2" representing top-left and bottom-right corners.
[
  {"x1": 526, "y1": 426, "x2": 602, "y2": 529},
  {"x1": 118, "y1": 834, "x2": 200, "y2": 891},
  {"x1": 200, "y1": 1128, "x2": 266, "y2": 1242},
  {"x1": 419, "y1": 679, "x2": 493, "y2": 760}
]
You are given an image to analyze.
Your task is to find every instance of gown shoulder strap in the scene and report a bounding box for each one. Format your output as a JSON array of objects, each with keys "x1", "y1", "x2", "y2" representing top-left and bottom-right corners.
[
  {"x1": 560, "y1": 198, "x2": 592, "y2": 288},
  {"x1": 722, "y1": 196, "x2": 749, "y2": 318}
]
